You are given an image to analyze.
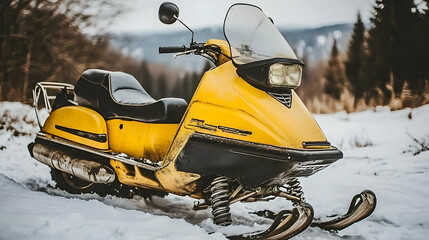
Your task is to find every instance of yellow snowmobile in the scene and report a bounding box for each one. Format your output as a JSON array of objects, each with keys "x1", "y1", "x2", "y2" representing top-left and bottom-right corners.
[{"x1": 28, "y1": 3, "x2": 376, "y2": 239}]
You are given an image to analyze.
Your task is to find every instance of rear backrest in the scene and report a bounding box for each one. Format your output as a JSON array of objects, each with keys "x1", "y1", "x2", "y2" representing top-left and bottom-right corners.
[{"x1": 74, "y1": 69, "x2": 110, "y2": 110}]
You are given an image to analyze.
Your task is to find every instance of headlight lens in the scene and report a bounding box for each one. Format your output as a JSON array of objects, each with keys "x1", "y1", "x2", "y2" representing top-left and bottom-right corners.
[{"x1": 269, "y1": 63, "x2": 302, "y2": 88}]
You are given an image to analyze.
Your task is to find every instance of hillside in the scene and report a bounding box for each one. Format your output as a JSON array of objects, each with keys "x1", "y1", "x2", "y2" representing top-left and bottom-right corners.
[{"x1": 110, "y1": 24, "x2": 353, "y2": 72}]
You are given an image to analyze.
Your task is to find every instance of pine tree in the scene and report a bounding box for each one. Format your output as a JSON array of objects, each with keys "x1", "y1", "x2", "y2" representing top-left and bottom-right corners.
[
  {"x1": 363, "y1": 0, "x2": 393, "y2": 101},
  {"x1": 345, "y1": 12, "x2": 366, "y2": 99},
  {"x1": 324, "y1": 39, "x2": 347, "y2": 99},
  {"x1": 416, "y1": 0, "x2": 429, "y2": 88},
  {"x1": 391, "y1": 0, "x2": 423, "y2": 94},
  {"x1": 365, "y1": 0, "x2": 423, "y2": 100}
]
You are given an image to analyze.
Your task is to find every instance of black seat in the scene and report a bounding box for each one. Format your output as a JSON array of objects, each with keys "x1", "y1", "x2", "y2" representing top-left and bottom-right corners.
[{"x1": 74, "y1": 69, "x2": 188, "y2": 123}]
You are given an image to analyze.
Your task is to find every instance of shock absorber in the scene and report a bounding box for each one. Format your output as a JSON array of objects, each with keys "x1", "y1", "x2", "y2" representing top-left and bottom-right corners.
[
  {"x1": 285, "y1": 178, "x2": 305, "y2": 203},
  {"x1": 210, "y1": 176, "x2": 232, "y2": 226}
]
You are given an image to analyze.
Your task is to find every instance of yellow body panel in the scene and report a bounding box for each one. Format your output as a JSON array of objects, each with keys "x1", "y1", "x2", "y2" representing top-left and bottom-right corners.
[
  {"x1": 106, "y1": 119, "x2": 179, "y2": 161},
  {"x1": 156, "y1": 61, "x2": 327, "y2": 194},
  {"x1": 106, "y1": 119, "x2": 179, "y2": 192},
  {"x1": 190, "y1": 62, "x2": 326, "y2": 148},
  {"x1": 156, "y1": 123, "x2": 201, "y2": 193},
  {"x1": 110, "y1": 160, "x2": 164, "y2": 191},
  {"x1": 106, "y1": 119, "x2": 149, "y2": 158},
  {"x1": 144, "y1": 124, "x2": 180, "y2": 161},
  {"x1": 42, "y1": 106, "x2": 108, "y2": 149}
]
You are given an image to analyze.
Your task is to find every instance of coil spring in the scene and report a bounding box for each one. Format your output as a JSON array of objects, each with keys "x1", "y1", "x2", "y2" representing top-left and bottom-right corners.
[
  {"x1": 210, "y1": 176, "x2": 232, "y2": 226},
  {"x1": 285, "y1": 178, "x2": 305, "y2": 203}
]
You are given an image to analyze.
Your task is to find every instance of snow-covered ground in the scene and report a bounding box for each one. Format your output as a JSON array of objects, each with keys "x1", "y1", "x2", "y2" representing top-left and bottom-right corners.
[{"x1": 0, "y1": 101, "x2": 428, "y2": 240}]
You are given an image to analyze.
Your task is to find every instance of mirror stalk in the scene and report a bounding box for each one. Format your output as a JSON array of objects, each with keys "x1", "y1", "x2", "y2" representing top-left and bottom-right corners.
[{"x1": 174, "y1": 16, "x2": 195, "y2": 45}]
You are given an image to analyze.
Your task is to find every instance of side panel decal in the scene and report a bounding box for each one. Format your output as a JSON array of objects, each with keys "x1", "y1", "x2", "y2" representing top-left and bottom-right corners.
[{"x1": 187, "y1": 118, "x2": 252, "y2": 136}]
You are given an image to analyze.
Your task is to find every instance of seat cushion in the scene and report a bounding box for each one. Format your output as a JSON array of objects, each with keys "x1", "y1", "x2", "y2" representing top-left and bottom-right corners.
[
  {"x1": 74, "y1": 69, "x2": 188, "y2": 123},
  {"x1": 113, "y1": 89, "x2": 155, "y2": 104},
  {"x1": 109, "y1": 71, "x2": 155, "y2": 104}
]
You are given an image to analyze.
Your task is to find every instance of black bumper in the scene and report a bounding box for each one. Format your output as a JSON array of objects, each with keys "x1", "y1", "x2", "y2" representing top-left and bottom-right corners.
[{"x1": 176, "y1": 133, "x2": 343, "y2": 188}]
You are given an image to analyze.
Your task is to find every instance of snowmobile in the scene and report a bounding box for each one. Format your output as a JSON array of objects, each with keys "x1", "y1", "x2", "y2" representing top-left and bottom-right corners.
[{"x1": 28, "y1": 2, "x2": 376, "y2": 239}]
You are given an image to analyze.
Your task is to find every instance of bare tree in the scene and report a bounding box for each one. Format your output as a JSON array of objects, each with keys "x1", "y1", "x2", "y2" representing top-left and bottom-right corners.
[{"x1": 0, "y1": 0, "x2": 125, "y2": 102}]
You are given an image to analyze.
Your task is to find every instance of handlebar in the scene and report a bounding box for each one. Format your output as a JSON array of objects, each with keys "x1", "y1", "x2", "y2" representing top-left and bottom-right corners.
[
  {"x1": 159, "y1": 45, "x2": 187, "y2": 54},
  {"x1": 158, "y1": 43, "x2": 224, "y2": 65}
]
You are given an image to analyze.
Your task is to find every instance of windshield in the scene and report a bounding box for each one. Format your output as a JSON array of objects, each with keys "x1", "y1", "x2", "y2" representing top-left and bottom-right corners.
[{"x1": 223, "y1": 4, "x2": 298, "y2": 65}]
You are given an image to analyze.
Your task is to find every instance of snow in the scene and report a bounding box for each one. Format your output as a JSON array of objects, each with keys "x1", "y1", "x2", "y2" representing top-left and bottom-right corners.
[
  {"x1": 333, "y1": 30, "x2": 342, "y2": 40},
  {"x1": 316, "y1": 35, "x2": 327, "y2": 47},
  {"x1": 1, "y1": 101, "x2": 429, "y2": 239},
  {"x1": 131, "y1": 48, "x2": 144, "y2": 59},
  {"x1": 296, "y1": 40, "x2": 306, "y2": 59}
]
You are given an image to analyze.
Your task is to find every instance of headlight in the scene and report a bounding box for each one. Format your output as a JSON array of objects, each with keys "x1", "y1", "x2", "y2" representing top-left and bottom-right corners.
[{"x1": 269, "y1": 63, "x2": 302, "y2": 88}]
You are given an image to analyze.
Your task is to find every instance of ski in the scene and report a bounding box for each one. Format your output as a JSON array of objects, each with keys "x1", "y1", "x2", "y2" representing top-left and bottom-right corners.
[
  {"x1": 311, "y1": 190, "x2": 377, "y2": 231},
  {"x1": 228, "y1": 203, "x2": 314, "y2": 240}
]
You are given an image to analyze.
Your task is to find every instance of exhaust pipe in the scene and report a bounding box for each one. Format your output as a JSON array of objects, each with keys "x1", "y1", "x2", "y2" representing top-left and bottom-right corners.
[{"x1": 31, "y1": 143, "x2": 115, "y2": 184}]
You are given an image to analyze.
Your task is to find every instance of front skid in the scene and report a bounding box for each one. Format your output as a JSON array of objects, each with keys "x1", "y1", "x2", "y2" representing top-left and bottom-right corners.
[
  {"x1": 228, "y1": 203, "x2": 314, "y2": 240},
  {"x1": 311, "y1": 190, "x2": 377, "y2": 231},
  {"x1": 228, "y1": 190, "x2": 376, "y2": 239}
]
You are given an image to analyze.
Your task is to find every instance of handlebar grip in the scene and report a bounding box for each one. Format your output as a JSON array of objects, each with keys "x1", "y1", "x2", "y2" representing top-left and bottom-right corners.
[{"x1": 159, "y1": 45, "x2": 187, "y2": 54}]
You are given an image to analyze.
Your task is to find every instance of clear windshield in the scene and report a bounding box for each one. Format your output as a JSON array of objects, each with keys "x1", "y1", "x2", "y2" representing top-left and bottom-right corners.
[{"x1": 223, "y1": 4, "x2": 297, "y2": 65}]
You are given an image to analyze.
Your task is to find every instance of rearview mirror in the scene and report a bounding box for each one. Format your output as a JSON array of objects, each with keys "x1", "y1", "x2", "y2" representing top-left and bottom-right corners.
[{"x1": 159, "y1": 2, "x2": 179, "y2": 24}]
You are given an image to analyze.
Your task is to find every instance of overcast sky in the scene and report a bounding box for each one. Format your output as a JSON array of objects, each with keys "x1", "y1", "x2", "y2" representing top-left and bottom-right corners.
[{"x1": 106, "y1": 0, "x2": 375, "y2": 34}]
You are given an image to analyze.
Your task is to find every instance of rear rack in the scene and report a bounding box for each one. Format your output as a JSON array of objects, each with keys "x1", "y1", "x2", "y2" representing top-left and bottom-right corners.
[{"x1": 33, "y1": 82, "x2": 74, "y2": 128}]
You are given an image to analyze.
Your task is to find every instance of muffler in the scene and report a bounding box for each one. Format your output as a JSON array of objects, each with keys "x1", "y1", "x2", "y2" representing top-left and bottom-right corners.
[{"x1": 31, "y1": 143, "x2": 115, "y2": 184}]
